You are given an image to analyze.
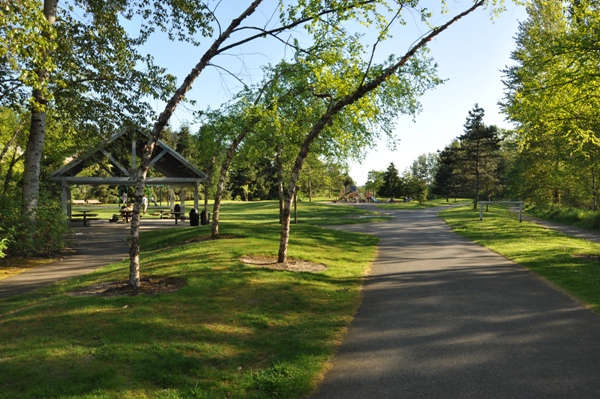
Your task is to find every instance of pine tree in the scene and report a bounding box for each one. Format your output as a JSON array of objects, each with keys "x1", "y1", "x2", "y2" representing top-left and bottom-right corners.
[
  {"x1": 458, "y1": 104, "x2": 502, "y2": 208},
  {"x1": 380, "y1": 163, "x2": 401, "y2": 199}
]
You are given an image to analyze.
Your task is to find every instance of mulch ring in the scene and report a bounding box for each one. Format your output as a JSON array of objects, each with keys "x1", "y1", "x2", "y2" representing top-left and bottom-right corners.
[
  {"x1": 69, "y1": 277, "x2": 186, "y2": 297},
  {"x1": 240, "y1": 255, "x2": 327, "y2": 273}
]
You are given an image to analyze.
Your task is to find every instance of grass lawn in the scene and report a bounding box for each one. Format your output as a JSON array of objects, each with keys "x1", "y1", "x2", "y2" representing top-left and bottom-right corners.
[
  {"x1": 374, "y1": 197, "x2": 472, "y2": 210},
  {"x1": 439, "y1": 205, "x2": 600, "y2": 313},
  {"x1": 0, "y1": 201, "x2": 381, "y2": 399}
]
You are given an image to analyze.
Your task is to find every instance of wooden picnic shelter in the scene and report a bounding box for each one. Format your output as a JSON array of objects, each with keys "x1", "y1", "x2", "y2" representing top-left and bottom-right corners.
[{"x1": 50, "y1": 130, "x2": 208, "y2": 217}]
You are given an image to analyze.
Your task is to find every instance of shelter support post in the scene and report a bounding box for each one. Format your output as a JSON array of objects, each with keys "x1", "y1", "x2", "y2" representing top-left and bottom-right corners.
[
  {"x1": 194, "y1": 182, "x2": 199, "y2": 211},
  {"x1": 61, "y1": 179, "x2": 70, "y2": 216},
  {"x1": 180, "y1": 188, "x2": 185, "y2": 216}
]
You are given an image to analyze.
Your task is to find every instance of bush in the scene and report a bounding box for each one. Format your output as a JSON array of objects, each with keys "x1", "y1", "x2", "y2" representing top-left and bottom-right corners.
[
  {"x1": 0, "y1": 237, "x2": 7, "y2": 259},
  {"x1": 528, "y1": 204, "x2": 600, "y2": 231},
  {"x1": 0, "y1": 192, "x2": 72, "y2": 257}
]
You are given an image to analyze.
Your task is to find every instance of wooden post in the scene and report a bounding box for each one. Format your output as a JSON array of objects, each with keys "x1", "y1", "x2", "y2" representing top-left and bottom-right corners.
[
  {"x1": 519, "y1": 202, "x2": 523, "y2": 222},
  {"x1": 194, "y1": 181, "x2": 199, "y2": 211}
]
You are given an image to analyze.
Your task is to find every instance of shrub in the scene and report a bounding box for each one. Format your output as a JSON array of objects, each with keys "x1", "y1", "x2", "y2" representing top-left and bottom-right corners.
[
  {"x1": 0, "y1": 192, "x2": 71, "y2": 257},
  {"x1": 0, "y1": 237, "x2": 7, "y2": 259}
]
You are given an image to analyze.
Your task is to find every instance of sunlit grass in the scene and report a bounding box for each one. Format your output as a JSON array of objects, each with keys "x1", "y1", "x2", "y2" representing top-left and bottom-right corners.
[
  {"x1": 0, "y1": 201, "x2": 379, "y2": 399},
  {"x1": 374, "y1": 197, "x2": 472, "y2": 209},
  {"x1": 0, "y1": 258, "x2": 56, "y2": 280},
  {"x1": 439, "y1": 205, "x2": 600, "y2": 312}
]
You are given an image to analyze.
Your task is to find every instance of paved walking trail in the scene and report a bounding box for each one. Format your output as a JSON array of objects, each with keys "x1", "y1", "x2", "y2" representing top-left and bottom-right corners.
[
  {"x1": 0, "y1": 219, "x2": 187, "y2": 299},
  {"x1": 308, "y1": 205, "x2": 600, "y2": 399}
]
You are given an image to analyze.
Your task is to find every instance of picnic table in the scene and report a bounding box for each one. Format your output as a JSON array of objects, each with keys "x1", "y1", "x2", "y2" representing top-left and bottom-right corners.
[
  {"x1": 120, "y1": 209, "x2": 133, "y2": 223},
  {"x1": 170, "y1": 211, "x2": 185, "y2": 225},
  {"x1": 71, "y1": 210, "x2": 99, "y2": 227}
]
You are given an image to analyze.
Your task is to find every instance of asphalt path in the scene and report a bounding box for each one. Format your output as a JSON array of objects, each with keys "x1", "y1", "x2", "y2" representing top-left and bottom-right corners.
[
  {"x1": 0, "y1": 218, "x2": 188, "y2": 299},
  {"x1": 307, "y1": 205, "x2": 600, "y2": 399}
]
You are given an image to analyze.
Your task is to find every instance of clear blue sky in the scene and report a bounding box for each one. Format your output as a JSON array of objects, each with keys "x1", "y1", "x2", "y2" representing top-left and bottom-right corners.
[{"x1": 141, "y1": 0, "x2": 527, "y2": 186}]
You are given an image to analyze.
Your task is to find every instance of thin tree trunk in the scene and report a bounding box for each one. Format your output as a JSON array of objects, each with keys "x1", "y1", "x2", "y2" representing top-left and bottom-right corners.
[
  {"x1": 0, "y1": 121, "x2": 24, "y2": 164},
  {"x1": 212, "y1": 131, "x2": 248, "y2": 237},
  {"x1": 294, "y1": 190, "x2": 297, "y2": 224},
  {"x1": 3, "y1": 151, "x2": 23, "y2": 196},
  {"x1": 276, "y1": 143, "x2": 284, "y2": 223},
  {"x1": 592, "y1": 170, "x2": 597, "y2": 212},
  {"x1": 127, "y1": 1, "x2": 263, "y2": 286}
]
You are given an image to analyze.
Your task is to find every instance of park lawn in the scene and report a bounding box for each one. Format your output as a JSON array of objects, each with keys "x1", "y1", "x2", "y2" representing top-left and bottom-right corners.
[
  {"x1": 0, "y1": 201, "x2": 380, "y2": 399},
  {"x1": 439, "y1": 205, "x2": 600, "y2": 313},
  {"x1": 375, "y1": 197, "x2": 472, "y2": 209}
]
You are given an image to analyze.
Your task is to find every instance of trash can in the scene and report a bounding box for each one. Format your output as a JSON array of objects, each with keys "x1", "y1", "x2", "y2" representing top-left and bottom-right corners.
[
  {"x1": 189, "y1": 209, "x2": 199, "y2": 226},
  {"x1": 201, "y1": 209, "x2": 210, "y2": 225}
]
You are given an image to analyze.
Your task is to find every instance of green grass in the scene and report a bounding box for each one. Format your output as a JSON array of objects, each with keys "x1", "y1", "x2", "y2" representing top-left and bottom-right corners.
[
  {"x1": 439, "y1": 205, "x2": 600, "y2": 312},
  {"x1": 526, "y1": 204, "x2": 600, "y2": 231},
  {"x1": 0, "y1": 201, "x2": 380, "y2": 399},
  {"x1": 374, "y1": 197, "x2": 472, "y2": 210}
]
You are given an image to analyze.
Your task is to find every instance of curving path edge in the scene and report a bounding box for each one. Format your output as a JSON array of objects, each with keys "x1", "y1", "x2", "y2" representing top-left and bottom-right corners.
[{"x1": 307, "y1": 205, "x2": 600, "y2": 399}]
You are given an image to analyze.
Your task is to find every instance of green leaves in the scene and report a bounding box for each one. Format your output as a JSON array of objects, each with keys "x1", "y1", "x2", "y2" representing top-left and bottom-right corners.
[
  {"x1": 501, "y1": 0, "x2": 600, "y2": 208},
  {"x1": 0, "y1": 0, "x2": 57, "y2": 108}
]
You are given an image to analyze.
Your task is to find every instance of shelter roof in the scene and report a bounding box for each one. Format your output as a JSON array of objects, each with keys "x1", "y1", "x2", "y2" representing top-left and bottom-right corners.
[{"x1": 50, "y1": 130, "x2": 207, "y2": 185}]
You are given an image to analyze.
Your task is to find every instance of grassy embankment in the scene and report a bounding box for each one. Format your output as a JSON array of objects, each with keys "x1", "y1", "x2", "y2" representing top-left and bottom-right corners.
[
  {"x1": 0, "y1": 201, "x2": 385, "y2": 399},
  {"x1": 439, "y1": 205, "x2": 600, "y2": 313},
  {"x1": 526, "y1": 205, "x2": 600, "y2": 231}
]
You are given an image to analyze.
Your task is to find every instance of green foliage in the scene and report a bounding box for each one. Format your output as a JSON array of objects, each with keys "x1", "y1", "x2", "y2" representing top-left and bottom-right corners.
[
  {"x1": 432, "y1": 106, "x2": 503, "y2": 205},
  {"x1": 410, "y1": 152, "x2": 439, "y2": 186},
  {"x1": 433, "y1": 139, "x2": 462, "y2": 199},
  {"x1": 0, "y1": 238, "x2": 7, "y2": 259},
  {"x1": 0, "y1": 0, "x2": 56, "y2": 107},
  {"x1": 0, "y1": 191, "x2": 71, "y2": 257},
  {"x1": 379, "y1": 162, "x2": 401, "y2": 198},
  {"x1": 365, "y1": 170, "x2": 385, "y2": 196},
  {"x1": 501, "y1": 0, "x2": 600, "y2": 209},
  {"x1": 527, "y1": 205, "x2": 600, "y2": 230}
]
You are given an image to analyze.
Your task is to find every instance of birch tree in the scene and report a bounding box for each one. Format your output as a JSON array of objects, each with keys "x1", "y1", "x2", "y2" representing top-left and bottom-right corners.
[{"x1": 277, "y1": 1, "x2": 491, "y2": 263}]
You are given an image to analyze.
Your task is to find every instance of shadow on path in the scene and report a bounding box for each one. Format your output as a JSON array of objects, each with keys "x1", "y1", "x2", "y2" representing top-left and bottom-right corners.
[
  {"x1": 307, "y1": 205, "x2": 600, "y2": 399},
  {"x1": 0, "y1": 219, "x2": 188, "y2": 299}
]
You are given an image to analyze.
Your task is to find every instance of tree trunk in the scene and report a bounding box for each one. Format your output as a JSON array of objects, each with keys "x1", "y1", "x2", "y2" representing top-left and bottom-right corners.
[
  {"x1": 278, "y1": 188, "x2": 294, "y2": 263},
  {"x1": 127, "y1": 1, "x2": 263, "y2": 286},
  {"x1": 22, "y1": 0, "x2": 56, "y2": 220},
  {"x1": 211, "y1": 131, "x2": 247, "y2": 237},
  {"x1": 129, "y1": 182, "x2": 144, "y2": 288},
  {"x1": 22, "y1": 110, "x2": 46, "y2": 216},
  {"x1": 592, "y1": 170, "x2": 597, "y2": 212},
  {"x1": 276, "y1": 143, "x2": 284, "y2": 224},
  {"x1": 294, "y1": 190, "x2": 297, "y2": 224}
]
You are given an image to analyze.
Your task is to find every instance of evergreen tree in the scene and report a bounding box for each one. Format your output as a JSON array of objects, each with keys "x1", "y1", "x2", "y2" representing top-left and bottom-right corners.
[
  {"x1": 434, "y1": 140, "x2": 462, "y2": 201},
  {"x1": 458, "y1": 105, "x2": 502, "y2": 208},
  {"x1": 379, "y1": 163, "x2": 401, "y2": 199}
]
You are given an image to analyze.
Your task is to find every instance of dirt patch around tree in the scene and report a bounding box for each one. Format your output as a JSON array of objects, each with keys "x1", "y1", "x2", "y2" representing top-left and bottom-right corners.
[
  {"x1": 240, "y1": 255, "x2": 327, "y2": 273},
  {"x1": 69, "y1": 277, "x2": 186, "y2": 298}
]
